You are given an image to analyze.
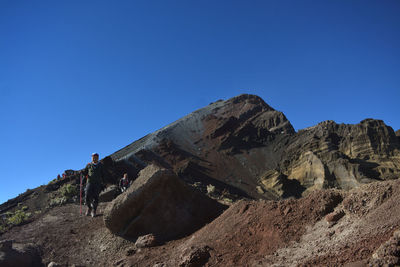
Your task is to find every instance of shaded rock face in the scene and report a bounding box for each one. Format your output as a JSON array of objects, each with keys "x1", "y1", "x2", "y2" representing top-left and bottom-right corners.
[
  {"x1": 99, "y1": 185, "x2": 119, "y2": 203},
  {"x1": 103, "y1": 165, "x2": 226, "y2": 241},
  {"x1": 107, "y1": 94, "x2": 400, "y2": 199},
  {"x1": 260, "y1": 170, "x2": 305, "y2": 198},
  {"x1": 203, "y1": 95, "x2": 294, "y2": 153}
]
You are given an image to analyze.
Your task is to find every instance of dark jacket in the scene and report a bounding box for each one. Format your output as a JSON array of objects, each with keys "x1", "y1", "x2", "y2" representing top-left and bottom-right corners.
[{"x1": 82, "y1": 162, "x2": 105, "y2": 186}]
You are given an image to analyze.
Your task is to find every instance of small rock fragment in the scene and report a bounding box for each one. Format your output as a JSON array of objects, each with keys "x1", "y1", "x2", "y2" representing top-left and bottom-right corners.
[
  {"x1": 125, "y1": 247, "x2": 136, "y2": 256},
  {"x1": 135, "y1": 234, "x2": 158, "y2": 248},
  {"x1": 325, "y1": 210, "x2": 345, "y2": 223},
  {"x1": 179, "y1": 245, "x2": 211, "y2": 267}
]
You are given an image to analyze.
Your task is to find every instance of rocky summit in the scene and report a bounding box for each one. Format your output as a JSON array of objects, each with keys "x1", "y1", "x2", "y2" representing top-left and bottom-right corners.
[
  {"x1": 111, "y1": 94, "x2": 400, "y2": 199},
  {"x1": 1, "y1": 94, "x2": 400, "y2": 266}
]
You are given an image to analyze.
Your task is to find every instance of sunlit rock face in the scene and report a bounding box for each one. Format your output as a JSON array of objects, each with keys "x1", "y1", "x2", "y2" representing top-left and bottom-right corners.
[{"x1": 262, "y1": 119, "x2": 400, "y2": 196}]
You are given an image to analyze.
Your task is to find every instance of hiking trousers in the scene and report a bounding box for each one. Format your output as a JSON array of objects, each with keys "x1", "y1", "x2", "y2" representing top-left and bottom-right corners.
[{"x1": 85, "y1": 183, "x2": 100, "y2": 211}]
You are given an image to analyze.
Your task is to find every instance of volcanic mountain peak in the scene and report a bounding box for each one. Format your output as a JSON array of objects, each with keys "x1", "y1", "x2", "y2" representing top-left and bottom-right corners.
[
  {"x1": 111, "y1": 94, "x2": 293, "y2": 162},
  {"x1": 107, "y1": 94, "x2": 400, "y2": 201}
]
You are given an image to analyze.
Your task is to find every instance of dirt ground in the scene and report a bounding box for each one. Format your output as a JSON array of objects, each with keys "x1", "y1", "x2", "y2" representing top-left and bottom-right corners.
[
  {"x1": 1, "y1": 203, "x2": 133, "y2": 266},
  {"x1": 2, "y1": 179, "x2": 400, "y2": 266}
]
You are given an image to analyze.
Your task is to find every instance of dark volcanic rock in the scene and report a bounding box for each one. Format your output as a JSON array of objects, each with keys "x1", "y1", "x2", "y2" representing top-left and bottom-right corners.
[{"x1": 103, "y1": 165, "x2": 226, "y2": 241}]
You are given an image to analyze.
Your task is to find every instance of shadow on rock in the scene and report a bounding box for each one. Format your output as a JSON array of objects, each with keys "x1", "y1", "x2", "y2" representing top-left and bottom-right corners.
[{"x1": 103, "y1": 164, "x2": 227, "y2": 242}]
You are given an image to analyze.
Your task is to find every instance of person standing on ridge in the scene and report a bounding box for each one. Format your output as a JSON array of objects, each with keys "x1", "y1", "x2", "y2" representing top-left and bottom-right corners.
[{"x1": 81, "y1": 153, "x2": 105, "y2": 217}]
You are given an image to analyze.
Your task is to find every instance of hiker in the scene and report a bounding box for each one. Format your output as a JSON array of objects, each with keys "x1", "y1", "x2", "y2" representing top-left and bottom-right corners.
[
  {"x1": 119, "y1": 173, "x2": 130, "y2": 192},
  {"x1": 81, "y1": 153, "x2": 105, "y2": 217}
]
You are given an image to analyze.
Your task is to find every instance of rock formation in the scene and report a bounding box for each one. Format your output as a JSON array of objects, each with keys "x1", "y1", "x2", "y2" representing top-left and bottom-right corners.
[
  {"x1": 103, "y1": 165, "x2": 226, "y2": 241},
  {"x1": 108, "y1": 94, "x2": 400, "y2": 199},
  {"x1": 262, "y1": 119, "x2": 400, "y2": 196}
]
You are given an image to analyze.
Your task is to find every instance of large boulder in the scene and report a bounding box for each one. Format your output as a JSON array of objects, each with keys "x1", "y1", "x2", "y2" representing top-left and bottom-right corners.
[{"x1": 103, "y1": 165, "x2": 226, "y2": 241}]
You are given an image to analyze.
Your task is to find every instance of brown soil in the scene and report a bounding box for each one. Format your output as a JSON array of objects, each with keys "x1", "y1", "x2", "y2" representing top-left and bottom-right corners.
[
  {"x1": 3, "y1": 179, "x2": 399, "y2": 266},
  {"x1": 1, "y1": 203, "x2": 132, "y2": 266}
]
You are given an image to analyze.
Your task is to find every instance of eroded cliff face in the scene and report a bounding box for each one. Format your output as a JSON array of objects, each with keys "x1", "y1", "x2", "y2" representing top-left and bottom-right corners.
[
  {"x1": 262, "y1": 119, "x2": 400, "y2": 196},
  {"x1": 110, "y1": 94, "x2": 400, "y2": 199}
]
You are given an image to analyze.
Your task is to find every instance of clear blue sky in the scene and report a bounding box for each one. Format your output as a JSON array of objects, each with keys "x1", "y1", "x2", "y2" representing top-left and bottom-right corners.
[{"x1": 1, "y1": 1, "x2": 399, "y2": 204}]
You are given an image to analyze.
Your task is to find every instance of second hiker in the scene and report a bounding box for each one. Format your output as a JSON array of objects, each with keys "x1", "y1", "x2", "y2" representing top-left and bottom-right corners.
[{"x1": 119, "y1": 173, "x2": 130, "y2": 193}]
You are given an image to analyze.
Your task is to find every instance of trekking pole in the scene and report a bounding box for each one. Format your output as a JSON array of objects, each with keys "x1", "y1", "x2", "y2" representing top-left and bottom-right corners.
[{"x1": 80, "y1": 174, "x2": 83, "y2": 216}]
